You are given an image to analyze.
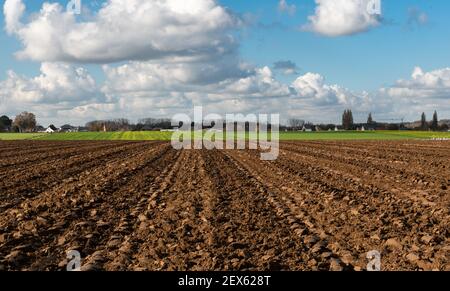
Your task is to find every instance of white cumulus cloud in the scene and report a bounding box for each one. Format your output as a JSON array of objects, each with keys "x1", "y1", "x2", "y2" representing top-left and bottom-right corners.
[
  {"x1": 292, "y1": 72, "x2": 356, "y2": 105},
  {"x1": 0, "y1": 63, "x2": 102, "y2": 119},
  {"x1": 304, "y1": 0, "x2": 381, "y2": 37},
  {"x1": 3, "y1": 0, "x2": 241, "y2": 63},
  {"x1": 3, "y1": 0, "x2": 25, "y2": 34},
  {"x1": 385, "y1": 67, "x2": 450, "y2": 99}
]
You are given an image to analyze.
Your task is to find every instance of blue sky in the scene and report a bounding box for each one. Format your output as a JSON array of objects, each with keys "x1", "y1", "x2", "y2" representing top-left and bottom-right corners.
[
  {"x1": 225, "y1": 0, "x2": 448, "y2": 91},
  {"x1": 1, "y1": 0, "x2": 449, "y2": 125},
  {"x1": 2, "y1": 0, "x2": 448, "y2": 89}
]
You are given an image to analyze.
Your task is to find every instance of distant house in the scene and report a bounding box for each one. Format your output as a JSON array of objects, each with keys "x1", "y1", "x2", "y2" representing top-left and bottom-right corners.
[
  {"x1": 45, "y1": 124, "x2": 59, "y2": 133},
  {"x1": 60, "y1": 124, "x2": 77, "y2": 133},
  {"x1": 77, "y1": 127, "x2": 89, "y2": 132},
  {"x1": 357, "y1": 126, "x2": 366, "y2": 131},
  {"x1": 302, "y1": 125, "x2": 313, "y2": 132}
]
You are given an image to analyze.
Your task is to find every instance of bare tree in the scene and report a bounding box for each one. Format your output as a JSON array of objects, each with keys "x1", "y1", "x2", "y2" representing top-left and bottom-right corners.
[
  {"x1": 13, "y1": 112, "x2": 37, "y2": 133},
  {"x1": 86, "y1": 119, "x2": 131, "y2": 132},
  {"x1": 86, "y1": 120, "x2": 104, "y2": 132},
  {"x1": 288, "y1": 119, "x2": 305, "y2": 130}
]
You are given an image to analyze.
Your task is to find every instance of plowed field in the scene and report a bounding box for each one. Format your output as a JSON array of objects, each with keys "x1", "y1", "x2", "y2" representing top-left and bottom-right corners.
[{"x1": 0, "y1": 140, "x2": 448, "y2": 271}]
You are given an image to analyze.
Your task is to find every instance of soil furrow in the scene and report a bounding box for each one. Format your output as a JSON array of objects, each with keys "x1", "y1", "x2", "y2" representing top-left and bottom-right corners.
[{"x1": 0, "y1": 140, "x2": 448, "y2": 271}]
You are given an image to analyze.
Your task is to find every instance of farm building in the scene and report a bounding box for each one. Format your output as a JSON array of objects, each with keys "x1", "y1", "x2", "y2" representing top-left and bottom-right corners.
[
  {"x1": 60, "y1": 124, "x2": 79, "y2": 133},
  {"x1": 77, "y1": 127, "x2": 89, "y2": 132},
  {"x1": 45, "y1": 124, "x2": 59, "y2": 133}
]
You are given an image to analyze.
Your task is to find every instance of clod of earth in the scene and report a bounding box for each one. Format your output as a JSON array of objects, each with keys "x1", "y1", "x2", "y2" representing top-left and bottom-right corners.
[{"x1": 0, "y1": 140, "x2": 449, "y2": 271}]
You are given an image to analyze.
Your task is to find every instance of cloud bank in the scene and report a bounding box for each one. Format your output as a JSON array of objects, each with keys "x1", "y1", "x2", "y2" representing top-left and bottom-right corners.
[{"x1": 1, "y1": 0, "x2": 449, "y2": 125}]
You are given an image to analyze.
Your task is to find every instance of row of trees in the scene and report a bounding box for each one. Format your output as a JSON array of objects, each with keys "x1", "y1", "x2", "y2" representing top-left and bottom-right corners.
[
  {"x1": 420, "y1": 111, "x2": 440, "y2": 131},
  {"x1": 85, "y1": 118, "x2": 174, "y2": 132},
  {"x1": 137, "y1": 118, "x2": 172, "y2": 130},
  {"x1": 2, "y1": 110, "x2": 448, "y2": 133},
  {"x1": 86, "y1": 119, "x2": 131, "y2": 132},
  {"x1": 343, "y1": 111, "x2": 375, "y2": 130},
  {"x1": 287, "y1": 110, "x2": 447, "y2": 131},
  {"x1": 287, "y1": 119, "x2": 305, "y2": 130},
  {"x1": 342, "y1": 109, "x2": 355, "y2": 130},
  {"x1": 342, "y1": 110, "x2": 445, "y2": 131},
  {"x1": 0, "y1": 112, "x2": 37, "y2": 133}
]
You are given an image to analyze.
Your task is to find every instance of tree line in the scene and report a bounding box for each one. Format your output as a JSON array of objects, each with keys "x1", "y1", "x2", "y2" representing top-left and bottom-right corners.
[
  {"x1": 1, "y1": 110, "x2": 449, "y2": 133},
  {"x1": 0, "y1": 112, "x2": 36, "y2": 133},
  {"x1": 421, "y1": 111, "x2": 441, "y2": 131},
  {"x1": 0, "y1": 113, "x2": 175, "y2": 133},
  {"x1": 340, "y1": 110, "x2": 446, "y2": 131},
  {"x1": 286, "y1": 110, "x2": 448, "y2": 131},
  {"x1": 86, "y1": 118, "x2": 173, "y2": 132}
]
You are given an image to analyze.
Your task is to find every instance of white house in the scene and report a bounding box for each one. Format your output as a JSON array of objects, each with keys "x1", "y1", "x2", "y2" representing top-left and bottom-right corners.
[{"x1": 45, "y1": 127, "x2": 55, "y2": 133}]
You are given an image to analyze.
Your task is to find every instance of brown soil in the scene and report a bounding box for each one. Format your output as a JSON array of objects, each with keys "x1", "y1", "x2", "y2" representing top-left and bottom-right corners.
[{"x1": 0, "y1": 140, "x2": 448, "y2": 271}]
